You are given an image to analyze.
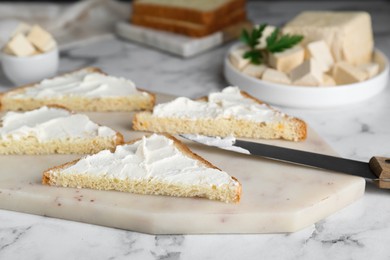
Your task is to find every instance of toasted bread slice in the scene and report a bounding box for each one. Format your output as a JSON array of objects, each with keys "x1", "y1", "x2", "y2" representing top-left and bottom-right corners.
[
  {"x1": 0, "y1": 67, "x2": 155, "y2": 112},
  {"x1": 132, "y1": 0, "x2": 246, "y2": 25},
  {"x1": 132, "y1": 9, "x2": 247, "y2": 37},
  {"x1": 0, "y1": 105, "x2": 123, "y2": 155},
  {"x1": 133, "y1": 87, "x2": 307, "y2": 141},
  {"x1": 42, "y1": 134, "x2": 241, "y2": 203}
]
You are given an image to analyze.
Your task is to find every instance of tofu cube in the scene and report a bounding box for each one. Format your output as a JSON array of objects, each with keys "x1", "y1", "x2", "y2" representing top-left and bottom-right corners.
[
  {"x1": 262, "y1": 68, "x2": 291, "y2": 85},
  {"x1": 283, "y1": 11, "x2": 373, "y2": 65},
  {"x1": 11, "y1": 22, "x2": 31, "y2": 37},
  {"x1": 2, "y1": 45, "x2": 14, "y2": 55},
  {"x1": 306, "y1": 40, "x2": 334, "y2": 72},
  {"x1": 268, "y1": 46, "x2": 305, "y2": 73},
  {"x1": 27, "y1": 25, "x2": 56, "y2": 52},
  {"x1": 241, "y1": 64, "x2": 268, "y2": 78},
  {"x1": 359, "y1": 62, "x2": 379, "y2": 78},
  {"x1": 5, "y1": 33, "x2": 36, "y2": 57},
  {"x1": 229, "y1": 46, "x2": 250, "y2": 70},
  {"x1": 290, "y1": 59, "x2": 323, "y2": 86},
  {"x1": 333, "y1": 62, "x2": 367, "y2": 85},
  {"x1": 256, "y1": 25, "x2": 276, "y2": 49},
  {"x1": 322, "y1": 74, "x2": 337, "y2": 86}
]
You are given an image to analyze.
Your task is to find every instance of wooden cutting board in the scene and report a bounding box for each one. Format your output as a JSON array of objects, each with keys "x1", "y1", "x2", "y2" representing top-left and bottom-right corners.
[{"x1": 0, "y1": 94, "x2": 365, "y2": 234}]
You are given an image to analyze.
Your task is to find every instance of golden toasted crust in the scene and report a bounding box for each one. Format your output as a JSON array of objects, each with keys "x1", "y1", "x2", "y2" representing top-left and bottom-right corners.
[
  {"x1": 43, "y1": 133, "x2": 222, "y2": 178},
  {"x1": 133, "y1": 90, "x2": 307, "y2": 141},
  {"x1": 42, "y1": 159, "x2": 80, "y2": 185},
  {"x1": 238, "y1": 90, "x2": 307, "y2": 141},
  {"x1": 133, "y1": 113, "x2": 307, "y2": 141},
  {"x1": 44, "y1": 104, "x2": 72, "y2": 111},
  {"x1": 0, "y1": 136, "x2": 123, "y2": 155},
  {"x1": 132, "y1": 0, "x2": 246, "y2": 25},
  {"x1": 42, "y1": 133, "x2": 241, "y2": 203},
  {"x1": 131, "y1": 9, "x2": 247, "y2": 37},
  {"x1": 0, "y1": 67, "x2": 155, "y2": 112},
  {"x1": 115, "y1": 133, "x2": 125, "y2": 146},
  {"x1": 0, "y1": 105, "x2": 124, "y2": 155}
]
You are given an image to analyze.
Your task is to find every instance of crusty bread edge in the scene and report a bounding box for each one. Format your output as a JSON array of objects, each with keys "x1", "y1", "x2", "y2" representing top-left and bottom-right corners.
[
  {"x1": 42, "y1": 158, "x2": 81, "y2": 185},
  {"x1": 131, "y1": 9, "x2": 247, "y2": 37},
  {"x1": 41, "y1": 133, "x2": 221, "y2": 177},
  {"x1": 126, "y1": 134, "x2": 240, "y2": 202},
  {"x1": 132, "y1": 8, "x2": 246, "y2": 30},
  {"x1": 42, "y1": 133, "x2": 241, "y2": 202},
  {"x1": 132, "y1": 0, "x2": 246, "y2": 25},
  {"x1": 237, "y1": 90, "x2": 307, "y2": 141},
  {"x1": 160, "y1": 89, "x2": 307, "y2": 141},
  {"x1": 133, "y1": 134, "x2": 241, "y2": 202},
  {"x1": 0, "y1": 104, "x2": 125, "y2": 154},
  {"x1": 0, "y1": 67, "x2": 156, "y2": 111}
]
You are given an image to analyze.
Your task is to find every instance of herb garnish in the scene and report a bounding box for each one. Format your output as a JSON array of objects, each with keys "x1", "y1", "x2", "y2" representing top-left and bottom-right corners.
[
  {"x1": 266, "y1": 28, "x2": 304, "y2": 53},
  {"x1": 240, "y1": 24, "x2": 267, "y2": 64},
  {"x1": 240, "y1": 24, "x2": 304, "y2": 65}
]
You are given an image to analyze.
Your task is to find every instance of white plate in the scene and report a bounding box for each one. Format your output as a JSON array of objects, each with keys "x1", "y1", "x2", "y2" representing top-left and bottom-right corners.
[{"x1": 224, "y1": 43, "x2": 389, "y2": 108}]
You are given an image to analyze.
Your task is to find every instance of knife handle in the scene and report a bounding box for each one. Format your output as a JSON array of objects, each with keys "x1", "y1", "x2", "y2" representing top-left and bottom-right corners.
[{"x1": 369, "y1": 157, "x2": 390, "y2": 188}]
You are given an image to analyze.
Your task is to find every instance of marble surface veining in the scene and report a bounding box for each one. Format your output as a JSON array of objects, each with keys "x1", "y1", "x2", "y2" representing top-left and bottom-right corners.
[{"x1": 1, "y1": 1, "x2": 390, "y2": 259}]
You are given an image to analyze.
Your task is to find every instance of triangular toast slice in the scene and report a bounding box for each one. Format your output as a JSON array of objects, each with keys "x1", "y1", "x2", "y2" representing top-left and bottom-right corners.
[
  {"x1": 0, "y1": 105, "x2": 123, "y2": 154},
  {"x1": 0, "y1": 67, "x2": 155, "y2": 112},
  {"x1": 133, "y1": 86, "x2": 307, "y2": 141},
  {"x1": 42, "y1": 134, "x2": 241, "y2": 203}
]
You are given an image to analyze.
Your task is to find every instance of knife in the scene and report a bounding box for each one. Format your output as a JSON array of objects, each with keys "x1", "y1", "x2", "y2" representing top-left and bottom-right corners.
[{"x1": 180, "y1": 134, "x2": 390, "y2": 189}]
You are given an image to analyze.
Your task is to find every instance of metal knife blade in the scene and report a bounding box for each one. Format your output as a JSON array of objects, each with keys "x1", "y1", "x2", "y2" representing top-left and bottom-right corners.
[
  {"x1": 234, "y1": 139, "x2": 375, "y2": 179},
  {"x1": 180, "y1": 134, "x2": 390, "y2": 188}
]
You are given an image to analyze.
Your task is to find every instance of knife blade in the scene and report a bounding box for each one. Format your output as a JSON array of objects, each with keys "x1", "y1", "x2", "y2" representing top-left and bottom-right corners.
[{"x1": 180, "y1": 134, "x2": 390, "y2": 189}]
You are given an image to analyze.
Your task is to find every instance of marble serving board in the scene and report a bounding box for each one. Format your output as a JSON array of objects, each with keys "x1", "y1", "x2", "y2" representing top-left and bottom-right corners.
[
  {"x1": 0, "y1": 94, "x2": 365, "y2": 234},
  {"x1": 116, "y1": 21, "x2": 251, "y2": 57}
]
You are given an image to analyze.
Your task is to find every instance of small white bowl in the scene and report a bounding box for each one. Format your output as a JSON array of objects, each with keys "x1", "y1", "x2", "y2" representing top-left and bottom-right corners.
[
  {"x1": 224, "y1": 43, "x2": 389, "y2": 108},
  {"x1": 1, "y1": 48, "x2": 59, "y2": 86}
]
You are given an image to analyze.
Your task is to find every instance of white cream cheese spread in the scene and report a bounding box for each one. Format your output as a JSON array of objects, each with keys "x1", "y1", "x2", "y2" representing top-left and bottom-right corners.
[
  {"x1": 56, "y1": 134, "x2": 239, "y2": 187},
  {"x1": 0, "y1": 106, "x2": 116, "y2": 141},
  {"x1": 11, "y1": 69, "x2": 148, "y2": 99},
  {"x1": 153, "y1": 86, "x2": 286, "y2": 122}
]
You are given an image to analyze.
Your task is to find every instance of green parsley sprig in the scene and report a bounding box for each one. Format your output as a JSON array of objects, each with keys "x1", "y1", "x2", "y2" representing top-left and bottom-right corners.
[
  {"x1": 240, "y1": 24, "x2": 267, "y2": 64},
  {"x1": 240, "y1": 24, "x2": 304, "y2": 65},
  {"x1": 266, "y1": 28, "x2": 304, "y2": 53}
]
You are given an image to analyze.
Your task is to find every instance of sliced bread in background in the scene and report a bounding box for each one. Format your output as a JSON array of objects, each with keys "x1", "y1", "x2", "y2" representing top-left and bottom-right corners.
[
  {"x1": 131, "y1": 0, "x2": 248, "y2": 37},
  {"x1": 132, "y1": 9, "x2": 247, "y2": 37},
  {"x1": 132, "y1": 0, "x2": 246, "y2": 25}
]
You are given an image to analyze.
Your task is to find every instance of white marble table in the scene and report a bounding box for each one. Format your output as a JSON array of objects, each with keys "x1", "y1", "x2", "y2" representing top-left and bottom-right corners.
[{"x1": 1, "y1": 1, "x2": 390, "y2": 259}]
